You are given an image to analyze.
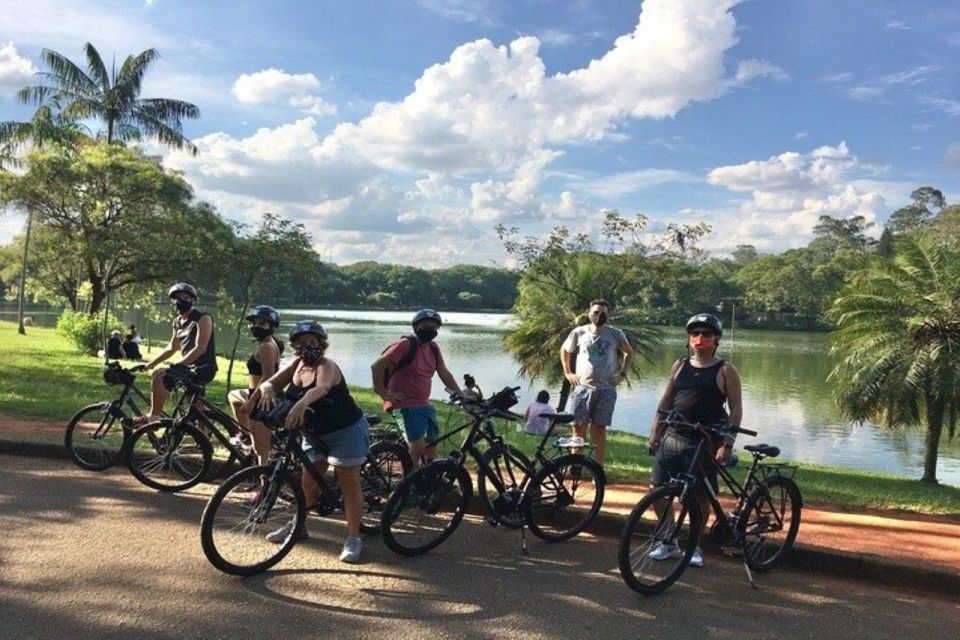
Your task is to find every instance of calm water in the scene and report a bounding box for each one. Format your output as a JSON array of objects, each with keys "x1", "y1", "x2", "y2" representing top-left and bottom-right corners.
[{"x1": 8, "y1": 307, "x2": 958, "y2": 485}]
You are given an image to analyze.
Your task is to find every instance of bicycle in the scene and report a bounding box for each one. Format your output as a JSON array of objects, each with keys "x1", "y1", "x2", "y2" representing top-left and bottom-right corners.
[
  {"x1": 124, "y1": 374, "x2": 258, "y2": 492},
  {"x1": 199, "y1": 412, "x2": 413, "y2": 576},
  {"x1": 618, "y1": 411, "x2": 802, "y2": 595},
  {"x1": 64, "y1": 362, "x2": 183, "y2": 471},
  {"x1": 380, "y1": 386, "x2": 606, "y2": 557}
]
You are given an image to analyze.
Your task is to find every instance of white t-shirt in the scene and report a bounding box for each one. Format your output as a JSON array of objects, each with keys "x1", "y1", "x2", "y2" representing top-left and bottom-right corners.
[{"x1": 524, "y1": 401, "x2": 554, "y2": 435}]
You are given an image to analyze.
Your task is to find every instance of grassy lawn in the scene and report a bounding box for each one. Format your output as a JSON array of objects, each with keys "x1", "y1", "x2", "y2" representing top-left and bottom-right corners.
[{"x1": 3, "y1": 320, "x2": 959, "y2": 517}]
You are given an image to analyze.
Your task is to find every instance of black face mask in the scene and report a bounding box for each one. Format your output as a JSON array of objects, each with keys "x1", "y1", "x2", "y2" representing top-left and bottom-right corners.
[
  {"x1": 415, "y1": 328, "x2": 438, "y2": 342},
  {"x1": 593, "y1": 312, "x2": 608, "y2": 326},
  {"x1": 297, "y1": 345, "x2": 324, "y2": 365},
  {"x1": 251, "y1": 327, "x2": 272, "y2": 340},
  {"x1": 174, "y1": 299, "x2": 193, "y2": 313}
]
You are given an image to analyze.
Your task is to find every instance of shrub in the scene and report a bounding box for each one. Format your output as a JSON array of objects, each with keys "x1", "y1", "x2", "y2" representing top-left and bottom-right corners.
[{"x1": 56, "y1": 309, "x2": 121, "y2": 355}]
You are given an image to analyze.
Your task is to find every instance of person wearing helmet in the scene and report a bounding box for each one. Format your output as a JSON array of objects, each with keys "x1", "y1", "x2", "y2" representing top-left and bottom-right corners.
[
  {"x1": 136, "y1": 283, "x2": 218, "y2": 424},
  {"x1": 646, "y1": 312, "x2": 743, "y2": 569},
  {"x1": 371, "y1": 309, "x2": 464, "y2": 465},
  {"x1": 560, "y1": 299, "x2": 635, "y2": 465},
  {"x1": 255, "y1": 319, "x2": 369, "y2": 563},
  {"x1": 229, "y1": 305, "x2": 283, "y2": 464}
]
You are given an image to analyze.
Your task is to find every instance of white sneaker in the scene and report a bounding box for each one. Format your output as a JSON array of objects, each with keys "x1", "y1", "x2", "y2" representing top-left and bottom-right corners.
[
  {"x1": 339, "y1": 535, "x2": 363, "y2": 563},
  {"x1": 265, "y1": 520, "x2": 307, "y2": 544},
  {"x1": 690, "y1": 547, "x2": 704, "y2": 568},
  {"x1": 649, "y1": 541, "x2": 682, "y2": 561}
]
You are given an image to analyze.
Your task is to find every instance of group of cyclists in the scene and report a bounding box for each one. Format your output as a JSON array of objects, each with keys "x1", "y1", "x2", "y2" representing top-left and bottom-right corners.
[{"x1": 128, "y1": 281, "x2": 743, "y2": 568}]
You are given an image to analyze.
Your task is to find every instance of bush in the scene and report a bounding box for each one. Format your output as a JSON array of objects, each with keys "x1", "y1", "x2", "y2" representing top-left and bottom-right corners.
[{"x1": 56, "y1": 309, "x2": 121, "y2": 355}]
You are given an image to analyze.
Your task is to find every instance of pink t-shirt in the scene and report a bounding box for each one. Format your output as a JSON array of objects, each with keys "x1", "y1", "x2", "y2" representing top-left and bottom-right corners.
[{"x1": 383, "y1": 338, "x2": 445, "y2": 411}]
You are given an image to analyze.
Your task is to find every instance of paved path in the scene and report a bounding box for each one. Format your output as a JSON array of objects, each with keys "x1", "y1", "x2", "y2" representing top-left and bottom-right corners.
[{"x1": 1, "y1": 455, "x2": 957, "y2": 640}]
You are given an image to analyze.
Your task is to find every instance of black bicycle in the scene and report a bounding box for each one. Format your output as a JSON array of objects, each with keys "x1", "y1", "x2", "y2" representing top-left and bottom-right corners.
[
  {"x1": 65, "y1": 362, "x2": 173, "y2": 471},
  {"x1": 380, "y1": 386, "x2": 606, "y2": 556},
  {"x1": 123, "y1": 374, "x2": 257, "y2": 492},
  {"x1": 618, "y1": 411, "x2": 802, "y2": 595},
  {"x1": 199, "y1": 412, "x2": 412, "y2": 576}
]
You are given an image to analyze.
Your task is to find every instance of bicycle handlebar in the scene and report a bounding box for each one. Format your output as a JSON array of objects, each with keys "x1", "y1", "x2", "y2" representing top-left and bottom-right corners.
[{"x1": 660, "y1": 411, "x2": 756, "y2": 438}]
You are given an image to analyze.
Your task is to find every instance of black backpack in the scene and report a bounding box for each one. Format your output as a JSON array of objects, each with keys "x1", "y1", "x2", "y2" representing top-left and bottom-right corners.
[{"x1": 382, "y1": 335, "x2": 440, "y2": 387}]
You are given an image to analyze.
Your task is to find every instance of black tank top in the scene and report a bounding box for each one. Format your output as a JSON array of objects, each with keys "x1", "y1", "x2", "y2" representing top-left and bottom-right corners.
[
  {"x1": 174, "y1": 309, "x2": 217, "y2": 370},
  {"x1": 286, "y1": 362, "x2": 363, "y2": 434},
  {"x1": 669, "y1": 358, "x2": 728, "y2": 425}
]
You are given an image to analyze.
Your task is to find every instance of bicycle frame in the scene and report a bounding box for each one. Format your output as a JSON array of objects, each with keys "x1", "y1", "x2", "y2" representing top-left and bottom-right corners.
[{"x1": 178, "y1": 386, "x2": 253, "y2": 463}]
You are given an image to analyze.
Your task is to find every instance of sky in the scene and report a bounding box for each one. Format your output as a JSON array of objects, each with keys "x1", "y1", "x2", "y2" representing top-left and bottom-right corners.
[{"x1": 1, "y1": 0, "x2": 959, "y2": 267}]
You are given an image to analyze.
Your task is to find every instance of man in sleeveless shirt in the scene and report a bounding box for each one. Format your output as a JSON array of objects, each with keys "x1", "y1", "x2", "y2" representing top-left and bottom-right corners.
[{"x1": 560, "y1": 299, "x2": 634, "y2": 465}]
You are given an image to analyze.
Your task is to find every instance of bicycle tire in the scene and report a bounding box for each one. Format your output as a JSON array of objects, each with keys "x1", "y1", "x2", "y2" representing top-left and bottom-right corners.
[
  {"x1": 380, "y1": 460, "x2": 471, "y2": 556},
  {"x1": 477, "y1": 444, "x2": 532, "y2": 529},
  {"x1": 200, "y1": 465, "x2": 306, "y2": 576},
  {"x1": 65, "y1": 402, "x2": 129, "y2": 471},
  {"x1": 739, "y1": 475, "x2": 802, "y2": 572},
  {"x1": 618, "y1": 484, "x2": 703, "y2": 595},
  {"x1": 126, "y1": 420, "x2": 212, "y2": 492},
  {"x1": 358, "y1": 440, "x2": 413, "y2": 535},
  {"x1": 525, "y1": 454, "x2": 605, "y2": 542}
]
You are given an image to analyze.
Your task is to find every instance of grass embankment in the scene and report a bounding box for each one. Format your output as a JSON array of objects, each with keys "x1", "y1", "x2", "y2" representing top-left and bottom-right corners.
[{"x1": 2, "y1": 320, "x2": 959, "y2": 517}]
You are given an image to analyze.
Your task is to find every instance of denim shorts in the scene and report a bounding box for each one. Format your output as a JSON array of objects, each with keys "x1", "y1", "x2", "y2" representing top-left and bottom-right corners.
[
  {"x1": 302, "y1": 415, "x2": 370, "y2": 467},
  {"x1": 391, "y1": 406, "x2": 439, "y2": 443},
  {"x1": 570, "y1": 385, "x2": 617, "y2": 426}
]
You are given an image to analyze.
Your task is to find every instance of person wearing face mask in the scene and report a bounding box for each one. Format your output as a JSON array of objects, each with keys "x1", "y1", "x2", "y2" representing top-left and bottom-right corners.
[
  {"x1": 135, "y1": 282, "x2": 218, "y2": 424},
  {"x1": 560, "y1": 299, "x2": 634, "y2": 465},
  {"x1": 256, "y1": 319, "x2": 369, "y2": 563},
  {"x1": 646, "y1": 313, "x2": 743, "y2": 569},
  {"x1": 229, "y1": 305, "x2": 282, "y2": 463},
  {"x1": 371, "y1": 309, "x2": 464, "y2": 466}
]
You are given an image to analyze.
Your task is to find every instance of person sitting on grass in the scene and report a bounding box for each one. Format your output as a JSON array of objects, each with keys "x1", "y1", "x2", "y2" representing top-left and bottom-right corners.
[{"x1": 524, "y1": 390, "x2": 554, "y2": 435}]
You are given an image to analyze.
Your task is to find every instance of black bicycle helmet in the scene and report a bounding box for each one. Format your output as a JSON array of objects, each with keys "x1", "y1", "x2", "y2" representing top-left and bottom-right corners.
[
  {"x1": 289, "y1": 319, "x2": 327, "y2": 342},
  {"x1": 412, "y1": 308, "x2": 442, "y2": 327},
  {"x1": 168, "y1": 282, "x2": 198, "y2": 300},
  {"x1": 685, "y1": 313, "x2": 723, "y2": 336},
  {"x1": 245, "y1": 304, "x2": 280, "y2": 327}
]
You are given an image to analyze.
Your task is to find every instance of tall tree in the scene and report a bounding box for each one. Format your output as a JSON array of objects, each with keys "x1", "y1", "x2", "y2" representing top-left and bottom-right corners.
[
  {"x1": 887, "y1": 186, "x2": 945, "y2": 235},
  {"x1": 18, "y1": 43, "x2": 199, "y2": 153},
  {"x1": 828, "y1": 234, "x2": 960, "y2": 483}
]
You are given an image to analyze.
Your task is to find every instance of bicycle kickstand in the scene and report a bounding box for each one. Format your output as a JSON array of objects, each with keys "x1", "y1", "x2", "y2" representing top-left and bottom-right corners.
[
  {"x1": 520, "y1": 523, "x2": 528, "y2": 555},
  {"x1": 742, "y1": 559, "x2": 757, "y2": 589}
]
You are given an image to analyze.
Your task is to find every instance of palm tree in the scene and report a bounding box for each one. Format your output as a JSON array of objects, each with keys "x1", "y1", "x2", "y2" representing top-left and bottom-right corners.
[
  {"x1": 828, "y1": 234, "x2": 960, "y2": 483},
  {"x1": 18, "y1": 43, "x2": 199, "y2": 154}
]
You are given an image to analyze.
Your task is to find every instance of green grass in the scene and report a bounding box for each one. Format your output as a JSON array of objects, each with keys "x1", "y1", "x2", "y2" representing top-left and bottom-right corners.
[{"x1": 3, "y1": 320, "x2": 959, "y2": 517}]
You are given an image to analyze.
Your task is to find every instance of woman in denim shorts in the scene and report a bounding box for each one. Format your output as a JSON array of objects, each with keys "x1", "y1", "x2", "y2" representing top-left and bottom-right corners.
[{"x1": 256, "y1": 319, "x2": 370, "y2": 563}]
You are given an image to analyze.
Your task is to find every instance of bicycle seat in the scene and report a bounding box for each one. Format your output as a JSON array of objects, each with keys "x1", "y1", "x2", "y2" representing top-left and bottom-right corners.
[
  {"x1": 364, "y1": 413, "x2": 382, "y2": 426},
  {"x1": 540, "y1": 412, "x2": 575, "y2": 424},
  {"x1": 744, "y1": 444, "x2": 780, "y2": 458}
]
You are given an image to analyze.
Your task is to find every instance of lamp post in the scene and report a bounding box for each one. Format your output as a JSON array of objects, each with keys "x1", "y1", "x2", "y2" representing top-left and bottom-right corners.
[{"x1": 718, "y1": 297, "x2": 745, "y2": 359}]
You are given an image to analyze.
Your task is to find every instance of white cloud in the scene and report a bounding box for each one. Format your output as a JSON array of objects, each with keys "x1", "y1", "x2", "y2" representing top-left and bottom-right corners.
[
  {"x1": 233, "y1": 68, "x2": 337, "y2": 117},
  {"x1": 0, "y1": 42, "x2": 37, "y2": 95},
  {"x1": 416, "y1": 0, "x2": 497, "y2": 25},
  {"x1": 731, "y1": 59, "x2": 789, "y2": 84},
  {"x1": 569, "y1": 168, "x2": 699, "y2": 199},
  {"x1": 795, "y1": 131, "x2": 808, "y2": 139},
  {"x1": 923, "y1": 96, "x2": 960, "y2": 117},
  {"x1": 847, "y1": 65, "x2": 940, "y2": 101},
  {"x1": 821, "y1": 72, "x2": 853, "y2": 83},
  {"x1": 884, "y1": 20, "x2": 910, "y2": 31}
]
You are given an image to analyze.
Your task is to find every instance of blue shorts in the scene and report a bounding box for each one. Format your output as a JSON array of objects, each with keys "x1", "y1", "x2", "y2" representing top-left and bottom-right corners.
[
  {"x1": 302, "y1": 416, "x2": 370, "y2": 467},
  {"x1": 391, "y1": 406, "x2": 439, "y2": 443},
  {"x1": 570, "y1": 385, "x2": 617, "y2": 426}
]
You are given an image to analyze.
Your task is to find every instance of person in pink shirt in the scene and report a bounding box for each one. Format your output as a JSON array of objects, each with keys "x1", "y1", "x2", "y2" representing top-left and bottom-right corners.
[{"x1": 371, "y1": 309, "x2": 464, "y2": 465}]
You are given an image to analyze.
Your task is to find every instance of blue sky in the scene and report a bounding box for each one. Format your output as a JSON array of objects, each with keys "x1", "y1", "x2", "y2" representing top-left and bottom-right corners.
[{"x1": 2, "y1": 0, "x2": 959, "y2": 266}]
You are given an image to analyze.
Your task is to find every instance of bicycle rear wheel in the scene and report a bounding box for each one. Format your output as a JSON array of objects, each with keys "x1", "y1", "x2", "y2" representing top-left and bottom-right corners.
[
  {"x1": 477, "y1": 444, "x2": 532, "y2": 529},
  {"x1": 739, "y1": 475, "x2": 802, "y2": 572},
  {"x1": 200, "y1": 465, "x2": 306, "y2": 576},
  {"x1": 126, "y1": 420, "x2": 212, "y2": 492},
  {"x1": 358, "y1": 440, "x2": 413, "y2": 534},
  {"x1": 618, "y1": 484, "x2": 702, "y2": 595},
  {"x1": 380, "y1": 460, "x2": 471, "y2": 556},
  {"x1": 65, "y1": 402, "x2": 128, "y2": 471},
  {"x1": 525, "y1": 454, "x2": 605, "y2": 542}
]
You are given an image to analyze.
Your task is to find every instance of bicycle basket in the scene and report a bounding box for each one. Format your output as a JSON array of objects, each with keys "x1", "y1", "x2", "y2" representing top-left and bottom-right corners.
[
  {"x1": 488, "y1": 386, "x2": 519, "y2": 411},
  {"x1": 102, "y1": 363, "x2": 134, "y2": 386}
]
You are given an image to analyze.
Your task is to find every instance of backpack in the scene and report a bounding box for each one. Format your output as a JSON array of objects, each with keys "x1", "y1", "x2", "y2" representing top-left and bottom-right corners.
[{"x1": 382, "y1": 335, "x2": 440, "y2": 387}]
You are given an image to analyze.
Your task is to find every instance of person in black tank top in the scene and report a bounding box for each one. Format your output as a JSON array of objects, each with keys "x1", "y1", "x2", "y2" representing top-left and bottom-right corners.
[
  {"x1": 255, "y1": 319, "x2": 370, "y2": 563},
  {"x1": 136, "y1": 283, "x2": 217, "y2": 425},
  {"x1": 646, "y1": 313, "x2": 743, "y2": 569},
  {"x1": 229, "y1": 305, "x2": 283, "y2": 464}
]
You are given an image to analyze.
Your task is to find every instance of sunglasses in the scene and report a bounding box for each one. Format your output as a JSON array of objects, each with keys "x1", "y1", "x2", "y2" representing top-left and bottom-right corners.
[{"x1": 688, "y1": 330, "x2": 716, "y2": 338}]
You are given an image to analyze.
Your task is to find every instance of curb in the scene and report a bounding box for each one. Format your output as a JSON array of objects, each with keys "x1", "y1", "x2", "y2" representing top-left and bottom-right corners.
[{"x1": 3, "y1": 437, "x2": 959, "y2": 597}]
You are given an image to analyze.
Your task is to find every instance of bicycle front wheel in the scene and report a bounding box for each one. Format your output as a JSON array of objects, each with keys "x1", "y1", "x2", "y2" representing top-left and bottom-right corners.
[
  {"x1": 126, "y1": 420, "x2": 212, "y2": 492},
  {"x1": 739, "y1": 475, "x2": 802, "y2": 572},
  {"x1": 200, "y1": 465, "x2": 306, "y2": 576},
  {"x1": 65, "y1": 402, "x2": 128, "y2": 471},
  {"x1": 358, "y1": 440, "x2": 413, "y2": 534},
  {"x1": 618, "y1": 484, "x2": 702, "y2": 595},
  {"x1": 380, "y1": 460, "x2": 471, "y2": 556},
  {"x1": 525, "y1": 454, "x2": 605, "y2": 542}
]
